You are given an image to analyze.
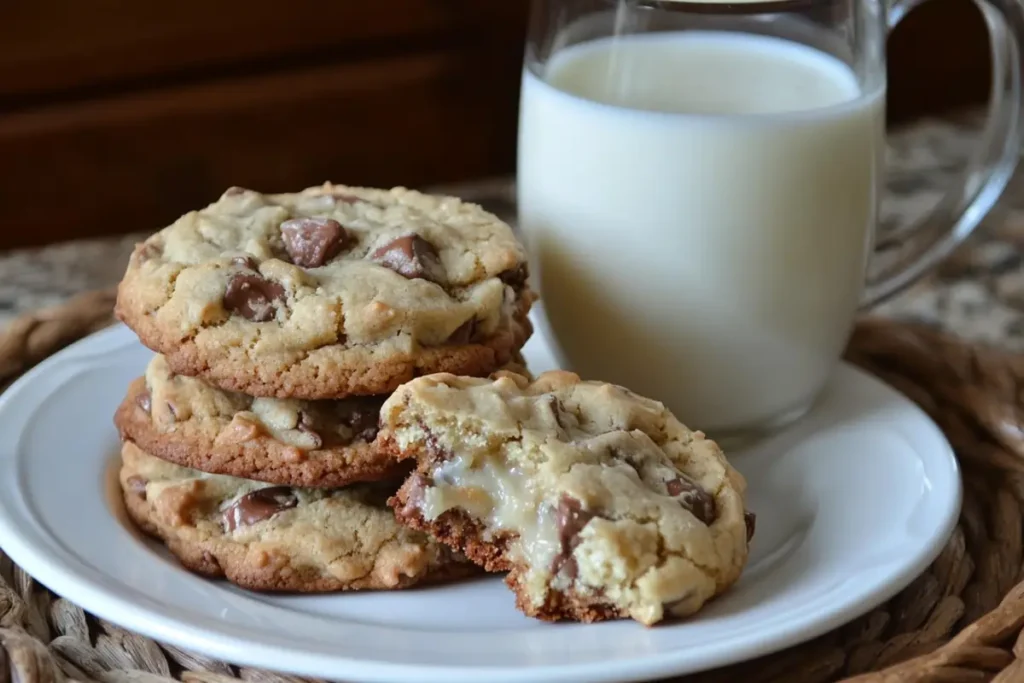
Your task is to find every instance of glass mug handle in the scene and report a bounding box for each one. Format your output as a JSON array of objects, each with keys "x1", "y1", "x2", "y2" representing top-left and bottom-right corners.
[{"x1": 862, "y1": 0, "x2": 1024, "y2": 306}]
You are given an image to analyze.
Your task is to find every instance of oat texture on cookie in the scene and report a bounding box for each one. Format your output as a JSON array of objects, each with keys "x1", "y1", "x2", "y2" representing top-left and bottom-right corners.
[
  {"x1": 381, "y1": 371, "x2": 752, "y2": 625},
  {"x1": 115, "y1": 183, "x2": 535, "y2": 398},
  {"x1": 119, "y1": 441, "x2": 471, "y2": 592}
]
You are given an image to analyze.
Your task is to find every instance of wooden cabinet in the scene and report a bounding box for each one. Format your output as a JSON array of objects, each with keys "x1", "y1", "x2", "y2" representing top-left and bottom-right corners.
[
  {"x1": 0, "y1": 2, "x2": 528, "y2": 98},
  {"x1": 0, "y1": 0, "x2": 992, "y2": 249},
  {"x1": 0, "y1": 2, "x2": 529, "y2": 249}
]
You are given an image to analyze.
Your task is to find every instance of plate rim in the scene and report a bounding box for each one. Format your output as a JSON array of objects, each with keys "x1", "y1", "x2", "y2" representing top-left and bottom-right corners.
[{"x1": 0, "y1": 324, "x2": 963, "y2": 683}]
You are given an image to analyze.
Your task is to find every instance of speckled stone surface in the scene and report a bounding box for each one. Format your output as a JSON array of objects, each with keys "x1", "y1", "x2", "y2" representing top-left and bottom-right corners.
[{"x1": 1, "y1": 110, "x2": 1021, "y2": 350}]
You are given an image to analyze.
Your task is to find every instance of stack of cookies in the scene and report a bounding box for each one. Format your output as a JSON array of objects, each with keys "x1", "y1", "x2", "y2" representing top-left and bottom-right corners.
[
  {"x1": 113, "y1": 183, "x2": 535, "y2": 593},
  {"x1": 112, "y1": 181, "x2": 754, "y2": 625}
]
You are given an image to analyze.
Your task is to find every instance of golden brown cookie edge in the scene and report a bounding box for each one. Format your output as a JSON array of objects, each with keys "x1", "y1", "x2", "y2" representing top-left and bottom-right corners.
[
  {"x1": 115, "y1": 378, "x2": 408, "y2": 488},
  {"x1": 118, "y1": 441, "x2": 477, "y2": 592},
  {"x1": 116, "y1": 277, "x2": 535, "y2": 400}
]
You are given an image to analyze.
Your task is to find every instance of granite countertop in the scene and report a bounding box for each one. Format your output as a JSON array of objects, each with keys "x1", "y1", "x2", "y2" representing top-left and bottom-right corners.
[{"x1": 3, "y1": 109, "x2": 1022, "y2": 350}]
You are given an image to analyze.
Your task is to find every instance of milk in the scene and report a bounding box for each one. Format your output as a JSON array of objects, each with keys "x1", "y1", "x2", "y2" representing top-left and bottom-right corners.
[{"x1": 517, "y1": 32, "x2": 885, "y2": 433}]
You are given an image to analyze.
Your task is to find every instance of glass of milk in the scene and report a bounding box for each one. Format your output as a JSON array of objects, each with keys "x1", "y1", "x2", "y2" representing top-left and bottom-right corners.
[{"x1": 518, "y1": 0, "x2": 1024, "y2": 440}]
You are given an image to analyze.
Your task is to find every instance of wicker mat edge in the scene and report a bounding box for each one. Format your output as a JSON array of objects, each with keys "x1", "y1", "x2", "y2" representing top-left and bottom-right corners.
[{"x1": 2, "y1": 290, "x2": 1024, "y2": 683}]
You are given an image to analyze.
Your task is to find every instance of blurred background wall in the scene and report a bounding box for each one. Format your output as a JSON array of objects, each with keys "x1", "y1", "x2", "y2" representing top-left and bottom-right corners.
[{"x1": 0, "y1": 0, "x2": 992, "y2": 249}]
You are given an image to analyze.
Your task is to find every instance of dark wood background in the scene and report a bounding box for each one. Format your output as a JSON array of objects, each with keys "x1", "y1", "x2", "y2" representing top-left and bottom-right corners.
[{"x1": 0, "y1": 0, "x2": 991, "y2": 250}]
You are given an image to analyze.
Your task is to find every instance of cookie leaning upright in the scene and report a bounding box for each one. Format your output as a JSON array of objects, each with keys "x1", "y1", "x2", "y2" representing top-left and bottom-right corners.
[
  {"x1": 379, "y1": 371, "x2": 753, "y2": 626},
  {"x1": 115, "y1": 184, "x2": 535, "y2": 399}
]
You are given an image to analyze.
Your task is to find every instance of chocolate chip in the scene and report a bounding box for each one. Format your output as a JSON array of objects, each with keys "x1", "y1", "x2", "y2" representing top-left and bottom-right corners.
[
  {"x1": 556, "y1": 495, "x2": 595, "y2": 544},
  {"x1": 498, "y1": 263, "x2": 529, "y2": 290},
  {"x1": 224, "y1": 273, "x2": 286, "y2": 322},
  {"x1": 559, "y1": 555, "x2": 580, "y2": 581},
  {"x1": 222, "y1": 486, "x2": 298, "y2": 532},
  {"x1": 297, "y1": 412, "x2": 324, "y2": 449},
  {"x1": 166, "y1": 401, "x2": 179, "y2": 421},
  {"x1": 223, "y1": 186, "x2": 248, "y2": 197},
  {"x1": 136, "y1": 389, "x2": 152, "y2": 414},
  {"x1": 125, "y1": 475, "x2": 148, "y2": 500},
  {"x1": 745, "y1": 511, "x2": 756, "y2": 542},
  {"x1": 551, "y1": 494, "x2": 596, "y2": 580},
  {"x1": 446, "y1": 319, "x2": 477, "y2": 345},
  {"x1": 665, "y1": 476, "x2": 717, "y2": 525},
  {"x1": 338, "y1": 399, "x2": 381, "y2": 442},
  {"x1": 280, "y1": 217, "x2": 350, "y2": 268},
  {"x1": 547, "y1": 396, "x2": 570, "y2": 433},
  {"x1": 369, "y1": 234, "x2": 446, "y2": 284},
  {"x1": 232, "y1": 255, "x2": 259, "y2": 270}
]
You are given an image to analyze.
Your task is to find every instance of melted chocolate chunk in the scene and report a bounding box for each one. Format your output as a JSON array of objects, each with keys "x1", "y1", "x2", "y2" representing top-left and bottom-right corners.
[
  {"x1": 418, "y1": 420, "x2": 450, "y2": 461},
  {"x1": 551, "y1": 494, "x2": 596, "y2": 580},
  {"x1": 125, "y1": 475, "x2": 148, "y2": 500},
  {"x1": 338, "y1": 398, "x2": 382, "y2": 442},
  {"x1": 744, "y1": 511, "x2": 756, "y2": 542},
  {"x1": 222, "y1": 486, "x2": 298, "y2": 532},
  {"x1": 136, "y1": 389, "x2": 152, "y2": 414},
  {"x1": 280, "y1": 217, "x2": 350, "y2": 268},
  {"x1": 446, "y1": 318, "x2": 477, "y2": 345},
  {"x1": 223, "y1": 273, "x2": 286, "y2": 322},
  {"x1": 369, "y1": 234, "x2": 446, "y2": 284},
  {"x1": 547, "y1": 396, "x2": 571, "y2": 434},
  {"x1": 498, "y1": 263, "x2": 529, "y2": 290},
  {"x1": 665, "y1": 476, "x2": 717, "y2": 525}
]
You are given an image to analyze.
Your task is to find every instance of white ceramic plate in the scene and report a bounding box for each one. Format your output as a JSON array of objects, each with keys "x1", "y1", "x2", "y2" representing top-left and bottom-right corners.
[{"x1": 0, "y1": 323, "x2": 960, "y2": 683}]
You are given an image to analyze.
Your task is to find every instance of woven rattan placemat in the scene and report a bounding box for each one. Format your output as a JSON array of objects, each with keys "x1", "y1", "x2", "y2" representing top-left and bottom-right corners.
[{"x1": 1, "y1": 289, "x2": 1022, "y2": 683}]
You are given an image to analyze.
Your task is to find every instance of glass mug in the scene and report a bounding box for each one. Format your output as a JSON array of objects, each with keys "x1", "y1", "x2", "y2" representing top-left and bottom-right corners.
[{"x1": 517, "y1": 0, "x2": 1024, "y2": 439}]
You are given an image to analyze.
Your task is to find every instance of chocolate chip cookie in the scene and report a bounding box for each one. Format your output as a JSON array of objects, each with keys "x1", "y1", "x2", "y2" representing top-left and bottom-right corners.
[
  {"x1": 115, "y1": 183, "x2": 534, "y2": 399},
  {"x1": 381, "y1": 371, "x2": 752, "y2": 625},
  {"x1": 115, "y1": 355, "x2": 402, "y2": 488},
  {"x1": 119, "y1": 441, "x2": 472, "y2": 592}
]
